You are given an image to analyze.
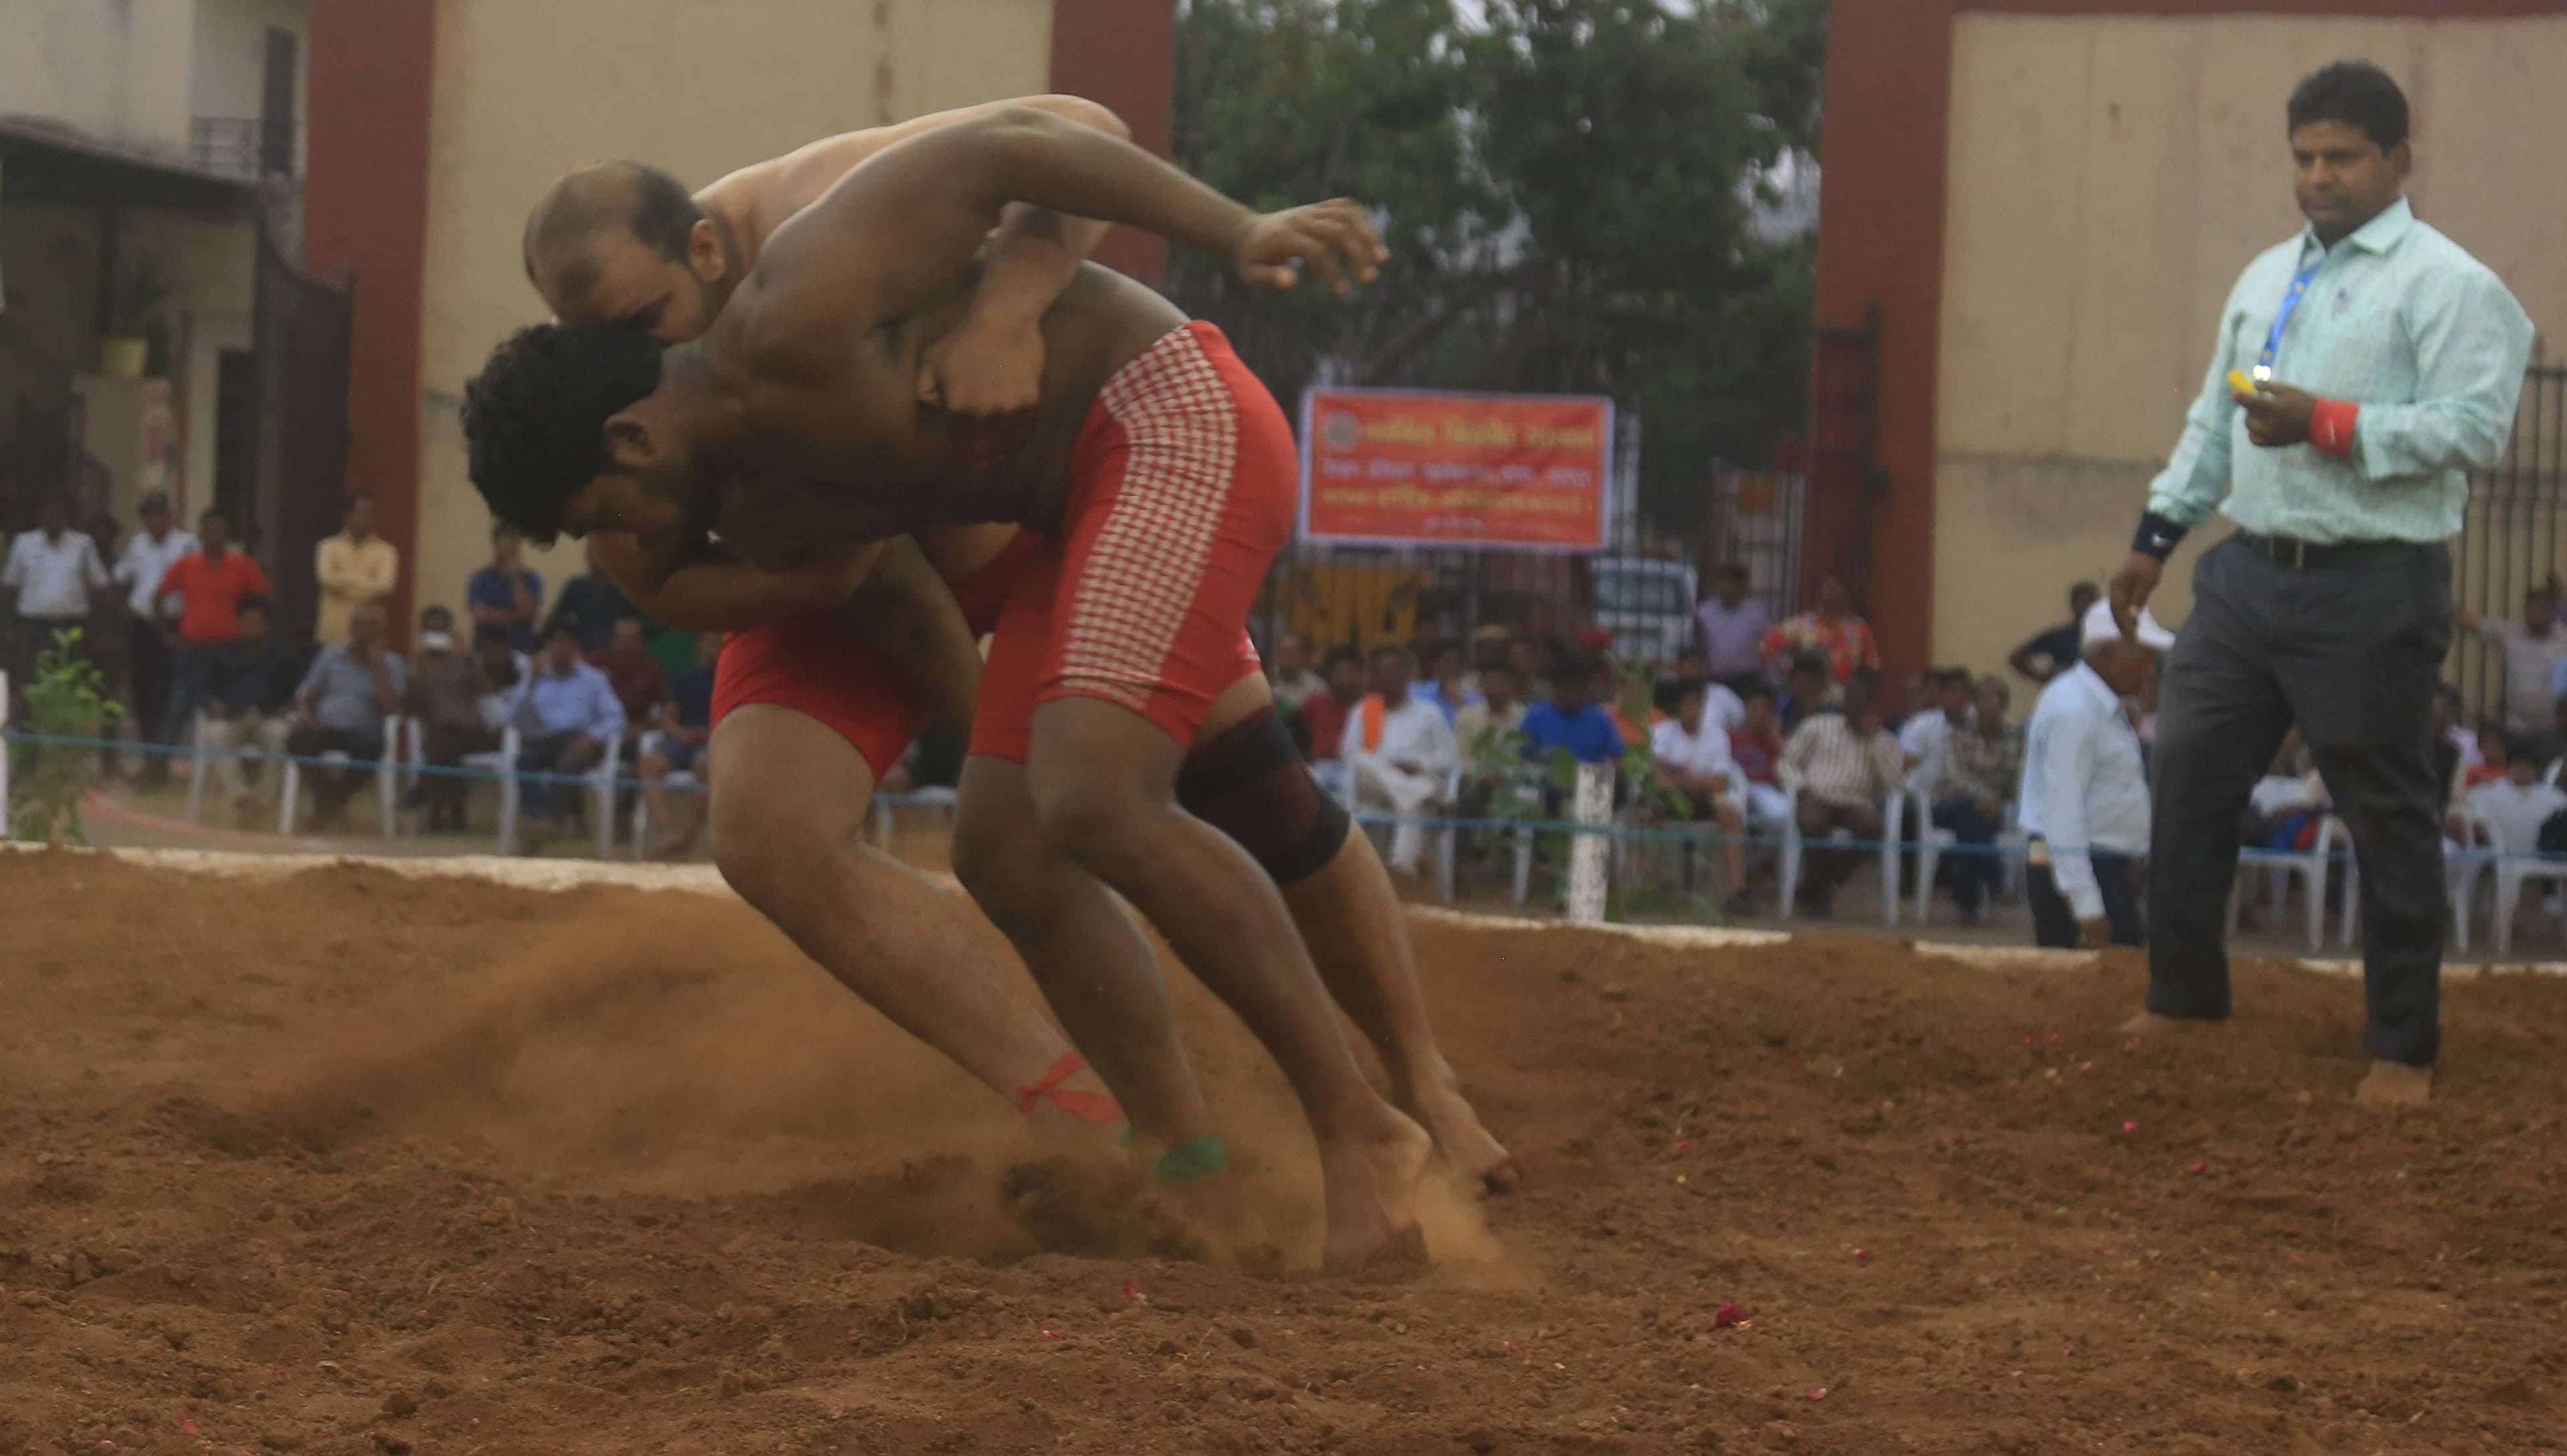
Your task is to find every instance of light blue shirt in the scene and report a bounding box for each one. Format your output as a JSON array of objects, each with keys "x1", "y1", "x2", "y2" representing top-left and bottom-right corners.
[
  {"x1": 2149, "y1": 198, "x2": 2534, "y2": 545},
  {"x1": 1412, "y1": 677, "x2": 1480, "y2": 726},
  {"x1": 2018, "y1": 664, "x2": 2151, "y2": 921},
  {"x1": 511, "y1": 658, "x2": 626, "y2": 742}
]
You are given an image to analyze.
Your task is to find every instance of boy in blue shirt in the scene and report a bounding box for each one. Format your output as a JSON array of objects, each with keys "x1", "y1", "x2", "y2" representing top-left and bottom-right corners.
[{"x1": 1519, "y1": 652, "x2": 1626, "y2": 764}]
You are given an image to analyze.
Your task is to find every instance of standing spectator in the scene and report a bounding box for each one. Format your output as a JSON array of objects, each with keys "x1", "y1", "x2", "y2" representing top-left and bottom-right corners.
[
  {"x1": 156, "y1": 510, "x2": 271, "y2": 729},
  {"x1": 4, "y1": 497, "x2": 112, "y2": 712},
  {"x1": 1267, "y1": 630, "x2": 1328, "y2": 711},
  {"x1": 511, "y1": 622, "x2": 626, "y2": 849},
  {"x1": 1929, "y1": 676, "x2": 2025, "y2": 926},
  {"x1": 287, "y1": 603, "x2": 406, "y2": 828},
  {"x1": 2449, "y1": 580, "x2": 2567, "y2": 733},
  {"x1": 467, "y1": 523, "x2": 545, "y2": 654},
  {"x1": 110, "y1": 493, "x2": 197, "y2": 785},
  {"x1": 2020, "y1": 602, "x2": 2168, "y2": 950},
  {"x1": 197, "y1": 599, "x2": 303, "y2": 824},
  {"x1": 1344, "y1": 644, "x2": 1460, "y2": 877},
  {"x1": 2109, "y1": 62, "x2": 2534, "y2": 1104},
  {"x1": 1519, "y1": 655, "x2": 1626, "y2": 765},
  {"x1": 587, "y1": 615, "x2": 668, "y2": 761},
  {"x1": 314, "y1": 494, "x2": 399, "y2": 647},
  {"x1": 1694, "y1": 563, "x2": 1771, "y2": 696},
  {"x1": 1899, "y1": 669, "x2": 1975, "y2": 799},
  {"x1": 1778, "y1": 653, "x2": 1832, "y2": 732},
  {"x1": 639, "y1": 632, "x2": 721, "y2": 859},
  {"x1": 2454, "y1": 585, "x2": 2566, "y2": 737},
  {"x1": 1651, "y1": 679, "x2": 1751, "y2": 911},
  {"x1": 1780, "y1": 668, "x2": 1905, "y2": 915},
  {"x1": 2009, "y1": 582, "x2": 2102, "y2": 685},
  {"x1": 1759, "y1": 574, "x2": 1880, "y2": 684},
  {"x1": 1411, "y1": 640, "x2": 1481, "y2": 727},
  {"x1": 1727, "y1": 685, "x2": 1790, "y2": 833},
  {"x1": 1302, "y1": 645, "x2": 1365, "y2": 790},
  {"x1": 403, "y1": 605, "x2": 502, "y2": 832},
  {"x1": 543, "y1": 545, "x2": 636, "y2": 653},
  {"x1": 1455, "y1": 662, "x2": 1527, "y2": 760}
]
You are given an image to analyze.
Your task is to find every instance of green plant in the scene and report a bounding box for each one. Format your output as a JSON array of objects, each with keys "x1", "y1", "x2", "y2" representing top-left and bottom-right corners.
[{"x1": 11, "y1": 628, "x2": 123, "y2": 845}]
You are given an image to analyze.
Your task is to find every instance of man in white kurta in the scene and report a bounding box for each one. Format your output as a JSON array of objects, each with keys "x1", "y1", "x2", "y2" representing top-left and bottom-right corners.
[{"x1": 1345, "y1": 645, "x2": 1459, "y2": 875}]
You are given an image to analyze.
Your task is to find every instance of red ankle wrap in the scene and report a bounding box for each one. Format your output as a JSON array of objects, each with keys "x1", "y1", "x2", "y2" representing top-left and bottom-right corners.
[{"x1": 1014, "y1": 1052, "x2": 1123, "y2": 1126}]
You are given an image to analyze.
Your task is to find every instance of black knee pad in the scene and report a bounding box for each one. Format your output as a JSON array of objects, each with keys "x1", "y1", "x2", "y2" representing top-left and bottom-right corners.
[{"x1": 1177, "y1": 707, "x2": 1350, "y2": 888}]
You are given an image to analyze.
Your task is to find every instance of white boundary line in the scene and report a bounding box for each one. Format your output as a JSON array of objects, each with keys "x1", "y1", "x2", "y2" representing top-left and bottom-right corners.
[{"x1": 15, "y1": 842, "x2": 2567, "y2": 979}]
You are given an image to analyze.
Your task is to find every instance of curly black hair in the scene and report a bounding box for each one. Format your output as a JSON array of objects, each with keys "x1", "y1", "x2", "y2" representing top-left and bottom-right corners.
[{"x1": 462, "y1": 322, "x2": 666, "y2": 543}]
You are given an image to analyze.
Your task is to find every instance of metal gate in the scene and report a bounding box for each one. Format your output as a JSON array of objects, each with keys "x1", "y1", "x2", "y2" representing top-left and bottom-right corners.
[
  {"x1": 246, "y1": 216, "x2": 351, "y2": 644},
  {"x1": 2453, "y1": 355, "x2": 2567, "y2": 721}
]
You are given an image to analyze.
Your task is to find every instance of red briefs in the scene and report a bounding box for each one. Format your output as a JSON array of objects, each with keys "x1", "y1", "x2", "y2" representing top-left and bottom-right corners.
[{"x1": 710, "y1": 322, "x2": 1281, "y2": 772}]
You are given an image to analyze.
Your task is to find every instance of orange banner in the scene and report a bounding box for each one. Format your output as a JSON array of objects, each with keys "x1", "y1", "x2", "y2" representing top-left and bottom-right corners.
[{"x1": 1298, "y1": 388, "x2": 1613, "y2": 550}]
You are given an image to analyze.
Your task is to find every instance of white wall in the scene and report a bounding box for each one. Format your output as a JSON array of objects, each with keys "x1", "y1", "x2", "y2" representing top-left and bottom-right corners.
[
  {"x1": 0, "y1": 0, "x2": 199, "y2": 156},
  {"x1": 190, "y1": 0, "x2": 310, "y2": 156}
]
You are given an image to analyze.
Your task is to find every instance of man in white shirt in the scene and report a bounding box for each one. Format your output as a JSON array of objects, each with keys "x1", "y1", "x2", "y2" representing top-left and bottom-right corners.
[
  {"x1": 4, "y1": 497, "x2": 112, "y2": 717},
  {"x1": 1651, "y1": 679, "x2": 1751, "y2": 911},
  {"x1": 2020, "y1": 602, "x2": 2171, "y2": 949},
  {"x1": 1898, "y1": 669, "x2": 1973, "y2": 800},
  {"x1": 2453, "y1": 740, "x2": 2567, "y2": 856},
  {"x1": 1267, "y1": 629, "x2": 1328, "y2": 711},
  {"x1": 1344, "y1": 644, "x2": 1459, "y2": 876},
  {"x1": 2456, "y1": 580, "x2": 2567, "y2": 733},
  {"x1": 111, "y1": 492, "x2": 199, "y2": 785}
]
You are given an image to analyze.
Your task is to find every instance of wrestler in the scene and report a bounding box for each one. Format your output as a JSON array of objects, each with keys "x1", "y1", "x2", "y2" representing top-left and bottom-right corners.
[
  {"x1": 521, "y1": 99, "x2": 1510, "y2": 1195},
  {"x1": 466, "y1": 109, "x2": 1461, "y2": 1262}
]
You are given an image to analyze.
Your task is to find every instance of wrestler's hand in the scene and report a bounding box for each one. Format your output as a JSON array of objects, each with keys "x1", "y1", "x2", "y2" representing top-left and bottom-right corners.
[{"x1": 1231, "y1": 199, "x2": 1388, "y2": 295}]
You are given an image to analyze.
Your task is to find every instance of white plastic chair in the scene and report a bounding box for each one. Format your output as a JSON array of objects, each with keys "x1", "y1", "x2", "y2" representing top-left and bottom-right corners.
[
  {"x1": 1338, "y1": 758, "x2": 1462, "y2": 904},
  {"x1": 278, "y1": 715, "x2": 408, "y2": 837},
  {"x1": 1778, "y1": 786, "x2": 1905, "y2": 927},
  {"x1": 629, "y1": 737, "x2": 700, "y2": 860},
  {"x1": 461, "y1": 727, "x2": 525, "y2": 852},
  {"x1": 1913, "y1": 800, "x2": 2018, "y2": 925},
  {"x1": 2482, "y1": 807, "x2": 2567, "y2": 955},
  {"x1": 869, "y1": 784, "x2": 959, "y2": 852},
  {"x1": 493, "y1": 730, "x2": 623, "y2": 858},
  {"x1": 2228, "y1": 815, "x2": 2345, "y2": 953}
]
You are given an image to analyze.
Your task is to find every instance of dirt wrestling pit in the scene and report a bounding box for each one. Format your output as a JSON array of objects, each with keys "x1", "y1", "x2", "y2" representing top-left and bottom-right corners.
[{"x1": 3, "y1": 849, "x2": 2564, "y2": 1455}]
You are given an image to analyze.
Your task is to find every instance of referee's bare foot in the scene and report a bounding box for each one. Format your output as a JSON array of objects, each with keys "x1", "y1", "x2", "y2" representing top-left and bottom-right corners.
[{"x1": 2354, "y1": 1060, "x2": 2433, "y2": 1108}]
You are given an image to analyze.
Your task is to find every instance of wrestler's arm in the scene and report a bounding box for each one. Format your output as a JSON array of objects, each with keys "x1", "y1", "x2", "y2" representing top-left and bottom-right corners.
[
  {"x1": 741, "y1": 106, "x2": 1383, "y2": 356},
  {"x1": 590, "y1": 529, "x2": 878, "y2": 632}
]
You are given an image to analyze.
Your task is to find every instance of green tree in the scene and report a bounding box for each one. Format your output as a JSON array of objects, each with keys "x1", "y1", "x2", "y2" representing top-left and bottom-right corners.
[{"x1": 1169, "y1": 0, "x2": 1828, "y2": 531}]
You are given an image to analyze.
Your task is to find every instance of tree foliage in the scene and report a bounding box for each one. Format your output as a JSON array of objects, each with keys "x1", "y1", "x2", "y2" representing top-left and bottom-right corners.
[{"x1": 1169, "y1": 0, "x2": 1828, "y2": 531}]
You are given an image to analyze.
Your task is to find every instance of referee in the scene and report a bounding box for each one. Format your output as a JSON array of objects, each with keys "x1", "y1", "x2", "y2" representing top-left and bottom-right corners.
[{"x1": 2109, "y1": 61, "x2": 2534, "y2": 1107}]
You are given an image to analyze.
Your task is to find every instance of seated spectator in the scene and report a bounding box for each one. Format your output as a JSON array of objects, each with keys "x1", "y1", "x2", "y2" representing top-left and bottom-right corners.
[
  {"x1": 1344, "y1": 644, "x2": 1460, "y2": 877},
  {"x1": 1412, "y1": 640, "x2": 1482, "y2": 727},
  {"x1": 1778, "y1": 652, "x2": 1832, "y2": 733},
  {"x1": 1899, "y1": 668, "x2": 1974, "y2": 799},
  {"x1": 2453, "y1": 735, "x2": 2567, "y2": 857},
  {"x1": 2455, "y1": 578, "x2": 2567, "y2": 733},
  {"x1": 640, "y1": 632, "x2": 721, "y2": 859},
  {"x1": 1928, "y1": 675, "x2": 2023, "y2": 926},
  {"x1": 1455, "y1": 662, "x2": 1528, "y2": 761},
  {"x1": 1693, "y1": 563, "x2": 1770, "y2": 696},
  {"x1": 1780, "y1": 668, "x2": 1905, "y2": 914},
  {"x1": 511, "y1": 622, "x2": 627, "y2": 850},
  {"x1": 2007, "y1": 581, "x2": 2101, "y2": 685},
  {"x1": 286, "y1": 603, "x2": 406, "y2": 828},
  {"x1": 2019, "y1": 602, "x2": 2165, "y2": 949},
  {"x1": 403, "y1": 606, "x2": 503, "y2": 833},
  {"x1": 2243, "y1": 729, "x2": 2331, "y2": 851},
  {"x1": 158, "y1": 509, "x2": 271, "y2": 730},
  {"x1": 2429, "y1": 685, "x2": 2471, "y2": 816},
  {"x1": 1507, "y1": 634, "x2": 1556, "y2": 704},
  {"x1": 588, "y1": 615, "x2": 668, "y2": 759},
  {"x1": 1651, "y1": 679, "x2": 1751, "y2": 913},
  {"x1": 314, "y1": 493, "x2": 398, "y2": 647},
  {"x1": 1727, "y1": 685, "x2": 1790, "y2": 833},
  {"x1": 467, "y1": 524, "x2": 545, "y2": 654},
  {"x1": 1302, "y1": 645, "x2": 1366, "y2": 794},
  {"x1": 1759, "y1": 573, "x2": 1880, "y2": 684},
  {"x1": 1519, "y1": 654, "x2": 1626, "y2": 766},
  {"x1": 542, "y1": 545, "x2": 636, "y2": 654},
  {"x1": 1603, "y1": 658, "x2": 1659, "y2": 748},
  {"x1": 2462, "y1": 722, "x2": 2510, "y2": 792},
  {"x1": 475, "y1": 630, "x2": 530, "y2": 732},
  {"x1": 1268, "y1": 630, "x2": 1328, "y2": 711},
  {"x1": 196, "y1": 600, "x2": 301, "y2": 825}
]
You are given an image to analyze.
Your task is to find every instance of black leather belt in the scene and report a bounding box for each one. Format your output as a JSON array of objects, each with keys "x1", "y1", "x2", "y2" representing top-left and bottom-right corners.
[{"x1": 2235, "y1": 532, "x2": 2431, "y2": 572}]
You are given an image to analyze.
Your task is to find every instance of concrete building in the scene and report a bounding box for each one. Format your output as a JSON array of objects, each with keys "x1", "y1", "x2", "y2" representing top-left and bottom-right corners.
[
  {"x1": 304, "y1": 0, "x2": 1174, "y2": 640},
  {"x1": 1810, "y1": 0, "x2": 2567, "y2": 689}
]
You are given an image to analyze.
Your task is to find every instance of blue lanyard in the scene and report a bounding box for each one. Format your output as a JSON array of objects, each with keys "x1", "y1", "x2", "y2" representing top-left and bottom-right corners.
[{"x1": 2254, "y1": 253, "x2": 2325, "y2": 382}]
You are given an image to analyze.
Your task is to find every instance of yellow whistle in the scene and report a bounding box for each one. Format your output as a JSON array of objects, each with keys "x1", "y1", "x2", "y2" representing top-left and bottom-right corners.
[{"x1": 2226, "y1": 368, "x2": 2259, "y2": 399}]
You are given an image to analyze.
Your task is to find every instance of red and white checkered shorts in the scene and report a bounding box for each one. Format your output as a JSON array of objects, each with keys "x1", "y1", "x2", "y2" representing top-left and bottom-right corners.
[{"x1": 968, "y1": 322, "x2": 1280, "y2": 763}]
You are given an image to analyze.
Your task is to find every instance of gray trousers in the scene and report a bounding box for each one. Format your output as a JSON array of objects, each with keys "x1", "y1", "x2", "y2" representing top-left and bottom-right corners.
[{"x1": 2147, "y1": 535, "x2": 2451, "y2": 1066}]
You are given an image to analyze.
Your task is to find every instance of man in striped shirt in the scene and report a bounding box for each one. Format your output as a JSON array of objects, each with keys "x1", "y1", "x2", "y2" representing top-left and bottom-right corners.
[{"x1": 1779, "y1": 668, "x2": 1903, "y2": 913}]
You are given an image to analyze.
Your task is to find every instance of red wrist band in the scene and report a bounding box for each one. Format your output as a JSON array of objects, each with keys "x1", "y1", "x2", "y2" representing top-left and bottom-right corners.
[{"x1": 2308, "y1": 397, "x2": 2359, "y2": 459}]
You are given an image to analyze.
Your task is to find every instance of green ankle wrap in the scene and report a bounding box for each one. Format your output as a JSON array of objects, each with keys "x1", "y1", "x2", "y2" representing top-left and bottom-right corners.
[{"x1": 1154, "y1": 1133, "x2": 1228, "y2": 1184}]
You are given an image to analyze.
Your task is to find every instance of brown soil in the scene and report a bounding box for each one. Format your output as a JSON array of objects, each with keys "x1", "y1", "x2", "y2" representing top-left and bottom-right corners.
[{"x1": 3, "y1": 852, "x2": 2565, "y2": 1455}]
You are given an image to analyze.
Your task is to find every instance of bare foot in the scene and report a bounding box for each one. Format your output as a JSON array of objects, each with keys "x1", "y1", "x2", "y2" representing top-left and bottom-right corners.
[
  {"x1": 1402, "y1": 1070, "x2": 1517, "y2": 1195},
  {"x1": 1320, "y1": 1108, "x2": 1434, "y2": 1273},
  {"x1": 2354, "y1": 1060, "x2": 2433, "y2": 1108}
]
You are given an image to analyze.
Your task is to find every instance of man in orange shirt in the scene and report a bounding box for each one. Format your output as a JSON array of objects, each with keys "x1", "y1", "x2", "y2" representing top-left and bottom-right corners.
[{"x1": 158, "y1": 509, "x2": 272, "y2": 731}]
